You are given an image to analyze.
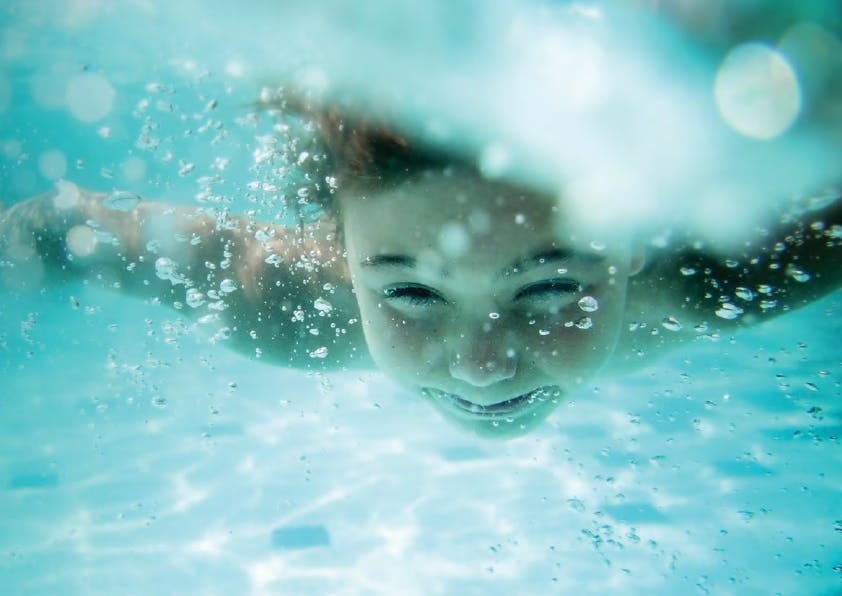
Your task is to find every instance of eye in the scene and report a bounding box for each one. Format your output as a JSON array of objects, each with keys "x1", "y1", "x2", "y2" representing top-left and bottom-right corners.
[
  {"x1": 382, "y1": 284, "x2": 447, "y2": 307},
  {"x1": 514, "y1": 279, "x2": 582, "y2": 302}
]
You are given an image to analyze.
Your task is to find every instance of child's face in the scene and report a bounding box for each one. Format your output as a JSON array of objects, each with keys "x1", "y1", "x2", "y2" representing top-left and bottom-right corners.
[{"x1": 341, "y1": 169, "x2": 642, "y2": 437}]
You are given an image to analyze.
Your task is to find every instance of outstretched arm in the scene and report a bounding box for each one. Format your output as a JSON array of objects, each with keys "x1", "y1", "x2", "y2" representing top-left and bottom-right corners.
[
  {"x1": 614, "y1": 192, "x2": 842, "y2": 369},
  {"x1": 0, "y1": 183, "x2": 370, "y2": 370}
]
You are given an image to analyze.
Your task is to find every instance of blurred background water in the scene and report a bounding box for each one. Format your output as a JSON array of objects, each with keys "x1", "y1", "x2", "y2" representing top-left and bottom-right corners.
[{"x1": 1, "y1": 1, "x2": 841, "y2": 594}]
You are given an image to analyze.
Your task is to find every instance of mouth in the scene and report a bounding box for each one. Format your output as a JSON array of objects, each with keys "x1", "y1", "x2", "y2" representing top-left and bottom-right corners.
[{"x1": 421, "y1": 385, "x2": 562, "y2": 418}]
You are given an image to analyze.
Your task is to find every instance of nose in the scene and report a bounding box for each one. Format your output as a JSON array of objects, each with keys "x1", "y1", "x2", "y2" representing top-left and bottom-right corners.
[{"x1": 448, "y1": 321, "x2": 518, "y2": 387}]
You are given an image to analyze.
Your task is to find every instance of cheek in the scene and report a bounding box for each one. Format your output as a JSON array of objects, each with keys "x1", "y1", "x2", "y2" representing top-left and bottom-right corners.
[
  {"x1": 357, "y1": 298, "x2": 443, "y2": 374},
  {"x1": 520, "y1": 289, "x2": 626, "y2": 373}
]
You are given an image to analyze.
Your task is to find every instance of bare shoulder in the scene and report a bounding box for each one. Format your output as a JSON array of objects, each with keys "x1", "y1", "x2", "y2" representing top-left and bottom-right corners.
[{"x1": 608, "y1": 195, "x2": 842, "y2": 373}]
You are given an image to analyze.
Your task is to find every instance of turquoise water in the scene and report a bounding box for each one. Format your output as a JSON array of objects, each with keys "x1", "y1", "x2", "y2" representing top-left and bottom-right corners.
[{"x1": 2, "y1": 2, "x2": 841, "y2": 595}]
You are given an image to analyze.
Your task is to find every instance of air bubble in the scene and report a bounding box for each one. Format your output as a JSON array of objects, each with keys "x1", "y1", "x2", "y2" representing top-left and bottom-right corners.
[
  {"x1": 265, "y1": 254, "x2": 283, "y2": 266},
  {"x1": 154, "y1": 257, "x2": 186, "y2": 284},
  {"x1": 185, "y1": 288, "x2": 205, "y2": 308},
  {"x1": 314, "y1": 297, "x2": 333, "y2": 313},
  {"x1": 178, "y1": 161, "x2": 195, "y2": 177},
  {"x1": 309, "y1": 346, "x2": 329, "y2": 359},
  {"x1": 680, "y1": 266, "x2": 697, "y2": 276},
  {"x1": 539, "y1": 328, "x2": 551, "y2": 336},
  {"x1": 715, "y1": 303, "x2": 744, "y2": 320},
  {"x1": 787, "y1": 267, "x2": 811, "y2": 283},
  {"x1": 488, "y1": 312, "x2": 500, "y2": 320},
  {"x1": 219, "y1": 279, "x2": 237, "y2": 293},
  {"x1": 735, "y1": 287, "x2": 754, "y2": 301},
  {"x1": 661, "y1": 316, "x2": 682, "y2": 332},
  {"x1": 575, "y1": 317, "x2": 593, "y2": 330},
  {"x1": 577, "y1": 296, "x2": 599, "y2": 312},
  {"x1": 104, "y1": 190, "x2": 142, "y2": 212}
]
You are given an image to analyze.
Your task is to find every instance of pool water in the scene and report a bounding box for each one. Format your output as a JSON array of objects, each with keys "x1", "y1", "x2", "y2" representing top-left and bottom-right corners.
[{"x1": 1, "y1": 2, "x2": 841, "y2": 595}]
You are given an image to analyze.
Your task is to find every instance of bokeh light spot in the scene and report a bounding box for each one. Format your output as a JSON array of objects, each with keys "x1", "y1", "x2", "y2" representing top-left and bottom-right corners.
[{"x1": 714, "y1": 42, "x2": 801, "y2": 140}]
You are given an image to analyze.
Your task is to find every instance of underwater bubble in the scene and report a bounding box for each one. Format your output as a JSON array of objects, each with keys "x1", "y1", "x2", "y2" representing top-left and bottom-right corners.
[
  {"x1": 589, "y1": 241, "x2": 606, "y2": 251},
  {"x1": 104, "y1": 190, "x2": 142, "y2": 212},
  {"x1": 154, "y1": 257, "x2": 177, "y2": 280},
  {"x1": 680, "y1": 266, "x2": 697, "y2": 276},
  {"x1": 575, "y1": 317, "x2": 593, "y2": 330},
  {"x1": 661, "y1": 316, "x2": 682, "y2": 332},
  {"x1": 488, "y1": 312, "x2": 500, "y2": 320},
  {"x1": 577, "y1": 295, "x2": 599, "y2": 312},
  {"x1": 265, "y1": 254, "x2": 283, "y2": 266},
  {"x1": 314, "y1": 297, "x2": 333, "y2": 314},
  {"x1": 759, "y1": 300, "x2": 778, "y2": 311},
  {"x1": 178, "y1": 161, "x2": 195, "y2": 177},
  {"x1": 219, "y1": 279, "x2": 237, "y2": 293},
  {"x1": 309, "y1": 346, "x2": 329, "y2": 359},
  {"x1": 787, "y1": 267, "x2": 811, "y2": 283},
  {"x1": 514, "y1": 213, "x2": 526, "y2": 225},
  {"x1": 735, "y1": 287, "x2": 755, "y2": 301},
  {"x1": 539, "y1": 329, "x2": 551, "y2": 336},
  {"x1": 714, "y1": 42, "x2": 801, "y2": 140},
  {"x1": 757, "y1": 284, "x2": 773, "y2": 295},
  {"x1": 715, "y1": 303, "x2": 744, "y2": 320},
  {"x1": 185, "y1": 288, "x2": 205, "y2": 308}
]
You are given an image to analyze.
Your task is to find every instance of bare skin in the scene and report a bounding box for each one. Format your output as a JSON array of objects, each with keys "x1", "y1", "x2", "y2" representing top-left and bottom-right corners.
[{"x1": 1, "y1": 173, "x2": 840, "y2": 437}]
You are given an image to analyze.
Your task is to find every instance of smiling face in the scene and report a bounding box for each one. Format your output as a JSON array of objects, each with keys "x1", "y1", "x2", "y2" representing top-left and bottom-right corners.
[{"x1": 340, "y1": 167, "x2": 643, "y2": 437}]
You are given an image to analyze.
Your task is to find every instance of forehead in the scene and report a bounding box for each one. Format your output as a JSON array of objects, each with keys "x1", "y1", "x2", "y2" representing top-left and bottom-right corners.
[{"x1": 340, "y1": 169, "x2": 562, "y2": 247}]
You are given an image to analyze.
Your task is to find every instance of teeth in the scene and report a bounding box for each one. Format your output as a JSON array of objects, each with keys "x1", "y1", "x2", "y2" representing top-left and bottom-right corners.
[{"x1": 423, "y1": 386, "x2": 561, "y2": 417}]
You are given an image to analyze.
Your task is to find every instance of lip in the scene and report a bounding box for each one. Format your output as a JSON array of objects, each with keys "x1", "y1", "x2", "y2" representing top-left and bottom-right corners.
[{"x1": 421, "y1": 385, "x2": 562, "y2": 418}]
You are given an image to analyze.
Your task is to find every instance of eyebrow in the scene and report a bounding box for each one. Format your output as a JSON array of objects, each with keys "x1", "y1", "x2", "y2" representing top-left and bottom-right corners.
[
  {"x1": 504, "y1": 247, "x2": 605, "y2": 276},
  {"x1": 360, "y1": 246, "x2": 604, "y2": 276},
  {"x1": 361, "y1": 255, "x2": 417, "y2": 269}
]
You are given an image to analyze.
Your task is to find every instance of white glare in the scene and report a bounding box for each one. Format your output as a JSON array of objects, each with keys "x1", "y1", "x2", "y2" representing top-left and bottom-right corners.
[{"x1": 714, "y1": 43, "x2": 802, "y2": 140}]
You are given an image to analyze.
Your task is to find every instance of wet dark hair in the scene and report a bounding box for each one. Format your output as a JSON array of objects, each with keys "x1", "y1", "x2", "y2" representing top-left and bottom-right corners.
[{"x1": 260, "y1": 89, "x2": 473, "y2": 196}]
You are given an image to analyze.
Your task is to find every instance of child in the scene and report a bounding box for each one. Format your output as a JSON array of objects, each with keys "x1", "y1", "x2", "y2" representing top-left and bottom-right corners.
[{"x1": 1, "y1": 98, "x2": 840, "y2": 437}]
